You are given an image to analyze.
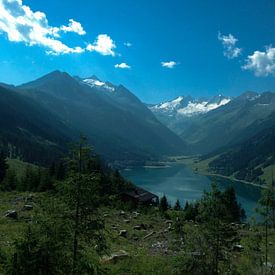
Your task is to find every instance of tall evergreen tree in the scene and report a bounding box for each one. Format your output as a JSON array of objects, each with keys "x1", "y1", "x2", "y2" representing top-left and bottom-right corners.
[
  {"x1": 256, "y1": 175, "x2": 275, "y2": 272},
  {"x1": 59, "y1": 136, "x2": 106, "y2": 274},
  {"x1": 174, "y1": 199, "x2": 181, "y2": 211},
  {"x1": 198, "y1": 183, "x2": 239, "y2": 274},
  {"x1": 0, "y1": 151, "x2": 8, "y2": 183},
  {"x1": 159, "y1": 195, "x2": 169, "y2": 213}
]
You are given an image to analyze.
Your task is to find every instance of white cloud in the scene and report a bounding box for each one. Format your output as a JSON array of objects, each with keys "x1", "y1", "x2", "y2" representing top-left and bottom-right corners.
[
  {"x1": 86, "y1": 34, "x2": 116, "y2": 56},
  {"x1": 60, "y1": 19, "x2": 86, "y2": 35},
  {"x1": 0, "y1": 0, "x2": 86, "y2": 54},
  {"x1": 115, "y1": 62, "x2": 131, "y2": 69},
  {"x1": 124, "y1": 42, "x2": 132, "y2": 47},
  {"x1": 0, "y1": 0, "x2": 116, "y2": 57},
  {"x1": 242, "y1": 46, "x2": 275, "y2": 76},
  {"x1": 161, "y1": 61, "x2": 178, "y2": 69},
  {"x1": 218, "y1": 32, "x2": 242, "y2": 59}
]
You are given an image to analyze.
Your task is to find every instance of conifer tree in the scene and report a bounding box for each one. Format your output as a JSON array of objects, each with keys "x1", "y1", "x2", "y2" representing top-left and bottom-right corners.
[
  {"x1": 0, "y1": 150, "x2": 8, "y2": 183},
  {"x1": 59, "y1": 136, "x2": 106, "y2": 274},
  {"x1": 174, "y1": 199, "x2": 181, "y2": 211},
  {"x1": 159, "y1": 195, "x2": 169, "y2": 213}
]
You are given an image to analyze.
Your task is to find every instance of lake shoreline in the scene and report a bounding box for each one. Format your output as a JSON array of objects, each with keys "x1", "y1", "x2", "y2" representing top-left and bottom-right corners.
[{"x1": 169, "y1": 156, "x2": 266, "y2": 189}]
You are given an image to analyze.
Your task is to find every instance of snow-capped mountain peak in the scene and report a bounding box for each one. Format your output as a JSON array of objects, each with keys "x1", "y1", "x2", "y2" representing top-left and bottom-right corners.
[
  {"x1": 157, "y1": 96, "x2": 184, "y2": 110},
  {"x1": 82, "y1": 76, "x2": 115, "y2": 92},
  {"x1": 149, "y1": 95, "x2": 231, "y2": 117}
]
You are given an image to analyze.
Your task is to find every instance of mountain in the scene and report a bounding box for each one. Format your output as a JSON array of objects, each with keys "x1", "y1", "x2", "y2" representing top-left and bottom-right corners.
[
  {"x1": 150, "y1": 92, "x2": 275, "y2": 155},
  {"x1": 148, "y1": 95, "x2": 231, "y2": 137},
  {"x1": 0, "y1": 84, "x2": 72, "y2": 164},
  {"x1": 17, "y1": 71, "x2": 186, "y2": 166},
  {"x1": 149, "y1": 94, "x2": 231, "y2": 118},
  {"x1": 205, "y1": 113, "x2": 275, "y2": 183}
]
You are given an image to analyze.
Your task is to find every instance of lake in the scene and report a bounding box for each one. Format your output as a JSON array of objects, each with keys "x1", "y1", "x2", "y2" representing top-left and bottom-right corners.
[{"x1": 121, "y1": 163, "x2": 262, "y2": 220}]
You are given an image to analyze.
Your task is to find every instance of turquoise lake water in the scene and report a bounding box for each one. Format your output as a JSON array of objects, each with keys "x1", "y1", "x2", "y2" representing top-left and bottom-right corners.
[{"x1": 122, "y1": 163, "x2": 262, "y2": 220}]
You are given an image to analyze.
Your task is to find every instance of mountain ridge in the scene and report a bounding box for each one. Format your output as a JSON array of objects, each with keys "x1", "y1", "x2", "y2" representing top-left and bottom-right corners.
[{"x1": 11, "y1": 71, "x2": 187, "y2": 166}]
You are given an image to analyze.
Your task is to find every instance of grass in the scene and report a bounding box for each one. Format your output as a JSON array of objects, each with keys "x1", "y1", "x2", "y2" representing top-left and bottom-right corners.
[
  {"x1": 1, "y1": 191, "x2": 275, "y2": 274},
  {"x1": 7, "y1": 158, "x2": 39, "y2": 180}
]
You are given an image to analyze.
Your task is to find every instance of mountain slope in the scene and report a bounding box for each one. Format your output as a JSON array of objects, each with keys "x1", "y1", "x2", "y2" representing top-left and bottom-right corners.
[
  {"x1": 18, "y1": 71, "x2": 186, "y2": 166},
  {"x1": 0, "y1": 85, "x2": 72, "y2": 164},
  {"x1": 150, "y1": 91, "x2": 275, "y2": 155},
  {"x1": 206, "y1": 114, "x2": 275, "y2": 184}
]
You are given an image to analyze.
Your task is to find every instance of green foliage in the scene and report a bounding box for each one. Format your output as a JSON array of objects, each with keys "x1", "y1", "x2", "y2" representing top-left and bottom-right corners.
[
  {"x1": 58, "y1": 136, "x2": 107, "y2": 273},
  {"x1": 173, "y1": 199, "x2": 181, "y2": 211},
  {"x1": 159, "y1": 195, "x2": 168, "y2": 213},
  {"x1": 0, "y1": 151, "x2": 8, "y2": 183},
  {"x1": 183, "y1": 201, "x2": 199, "y2": 221}
]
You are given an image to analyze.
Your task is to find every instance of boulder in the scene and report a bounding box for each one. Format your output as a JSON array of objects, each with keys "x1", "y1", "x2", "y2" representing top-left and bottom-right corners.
[
  {"x1": 26, "y1": 195, "x2": 34, "y2": 202},
  {"x1": 119, "y1": 230, "x2": 127, "y2": 237},
  {"x1": 133, "y1": 225, "x2": 142, "y2": 230},
  {"x1": 5, "y1": 210, "x2": 18, "y2": 219},
  {"x1": 23, "y1": 205, "x2": 33, "y2": 211},
  {"x1": 233, "y1": 244, "x2": 244, "y2": 252},
  {"x1": 102, "y1": 250, "x2": 129, "y2": 263}
]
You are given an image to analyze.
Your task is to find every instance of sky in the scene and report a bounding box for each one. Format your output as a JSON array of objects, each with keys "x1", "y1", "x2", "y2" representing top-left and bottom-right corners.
[{"x1": 0, "y1": 0, "x2": 275, "y2": 103}]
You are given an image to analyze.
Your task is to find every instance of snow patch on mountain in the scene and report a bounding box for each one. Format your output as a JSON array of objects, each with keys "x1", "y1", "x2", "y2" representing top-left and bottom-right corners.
[
  {"x1": 157, "y1": 96, "x2": 184, "y2": 110},
  {"x1": 178, "y1": 98, "x2": 231, "y2": 116},
  {"x1": 150, "y1": 95, "x2": 231, "y2": 117},
  {"x1": 82, "y1": 78, "x2": 115, "y2": 92}
]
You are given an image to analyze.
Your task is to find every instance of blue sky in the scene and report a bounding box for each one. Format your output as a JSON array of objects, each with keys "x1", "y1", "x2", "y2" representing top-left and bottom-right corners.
[{"x1": 0, "y1": 0, "x2": 275, "y2": 103}]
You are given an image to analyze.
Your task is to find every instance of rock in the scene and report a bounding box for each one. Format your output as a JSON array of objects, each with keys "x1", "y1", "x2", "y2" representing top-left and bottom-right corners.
[
  {"x1": 233, "y1": 244, "x2": 244, "y2": 252},
  {"x1": 133, "y1": 225, "x2": 142, "y2": 230},
  {"x1": 5, "y1": 210, "x2": 18, "y2": 219},
  {"x1": 132, "y1": 211, "x2": 140, "y2": 218},
  {"x1": 26, "y1": 195, "x2": 34, "y2": 202},
  {"x1": 119, "y1": 230, "x2": 127, "y2": 237},
  {"x1": 133, "y1": 236, "x2": 139, "y2": 241},
  {"x1": 165, "y1": 220, "x2": 173, "y2": 225},
  {"x1": 23, "y1": 205, "x2": 33, "y2": 211},
  {"x1": 111, "y1": 225, "x2": 118, "y2": 230},
  {"x1": 102, "y1": 250, "x2": 129, "y2": 263},
  {"x1": 119, "y1": 210, "x2": 126, "y2": 216},
  {"x1": 124, "y1": 219, "x2": 130, "y2": 224}
]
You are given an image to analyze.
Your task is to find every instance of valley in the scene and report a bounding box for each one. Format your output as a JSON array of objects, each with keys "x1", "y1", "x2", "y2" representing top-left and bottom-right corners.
[{"x1": 0, "y1": 71, "x2": 275, "y2": 274}]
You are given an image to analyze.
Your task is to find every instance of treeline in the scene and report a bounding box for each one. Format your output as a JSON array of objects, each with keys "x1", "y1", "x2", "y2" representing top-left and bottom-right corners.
[
  {"x1": 158, "y1": 185, "x2": 246, "y2": 223},
  {"x1": 0, "y1": 149, "x2": 131, "y2": 199}
]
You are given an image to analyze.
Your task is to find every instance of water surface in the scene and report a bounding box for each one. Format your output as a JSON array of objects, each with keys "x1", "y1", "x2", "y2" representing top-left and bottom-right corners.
[{"x1": 122, "y1": 164, "x2": 262, "y2": 219}]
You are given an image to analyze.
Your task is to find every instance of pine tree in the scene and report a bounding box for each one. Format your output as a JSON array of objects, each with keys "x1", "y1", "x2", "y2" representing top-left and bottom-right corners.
[
  {"x1": 0, "y1": 151, "x2": 8, "y2": 183},
  {"x1": 256, "y1": 175, "x2": 275, "y2": 272},
  {"x1": 59, "y1": 136, "x2": 106, "y2": 274},
  {"x1": 174, "y1": 199, "x2": 181, "y2": 211},
  {"x1": 159, "y1": 195, "x2": 169, "y2": 213},
  {"x1": 198, "y1": 183, "x2": 238, "y2": 274}
]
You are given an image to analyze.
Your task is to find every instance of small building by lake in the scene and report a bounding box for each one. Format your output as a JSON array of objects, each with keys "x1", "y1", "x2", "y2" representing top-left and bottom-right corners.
[{"x1": 121, "y1": 187, "x2": 159, "y2": 205}]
